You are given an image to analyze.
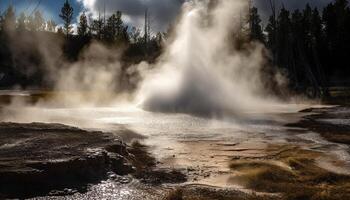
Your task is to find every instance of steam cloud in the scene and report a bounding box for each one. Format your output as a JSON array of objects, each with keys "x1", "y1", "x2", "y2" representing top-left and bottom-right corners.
[
  {"x1": 2, "y1": 28, "x2": 126, "y2": 107},
  {"x1": 2, "y1": 0, "x2": 292, "y2": 121},
  {"x1": 136, "y1": 0, "x2": 286, "y2": 117},
  {"x1": 54, "y1": 42, "x2": 124, "y2": 106}
]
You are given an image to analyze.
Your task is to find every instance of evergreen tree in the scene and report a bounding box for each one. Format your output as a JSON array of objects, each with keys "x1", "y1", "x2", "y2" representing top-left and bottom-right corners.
[
  {"x1": 130, "y1": 27, "x2": 141, "y2": 43},
  {"x1": 249, "y1": 7, "x2": 264, "y2": 42},
  {"x1": 47, "y1": 19, "x2": 57, "y2": 32},
  {"x1": 34, "y1": 11, "x2": 45, "y2": 31},
  {"x1": 105, "y1": 11, "x2": 126, "y2": 43},
  {"x1": 17, "y1": 12, "x2": 27, "y2": 31},
  {"x1": 120, "y1": 26, "x2": 130, "y2": 44},
  {"x1": 3, "y1": 5, "x2": 16, "y2": 32},
  {"x1": 59, "y1": 0, "x2": 74, "y2": 38},
  {"x1": 290, "y1": 9, "x2": 303, "y2": 86},
  {"x1": 276, "y1": 8, "x2": 291, "y2": 71},
  {"x1": 265, "y1": 16, "x2": 276, "y2": 50},
  {"x1": 115, "y1": 11, "x2": 127, "y2": 42},
  {"x1": 301, "y1": 4, "x2": 313, "y2": 51},
  {"x1": 333, "y1": 0, "x2": 350, "y2": 74},
  {"x1": 311, "y1": 7, "x2": 328, "y2": 94},
  {"x1": 78, "y1": 12, "x2": 89, "y2": 37},
  {"x1": 115, "y1": 11, "x2": 124, "y2": 38},
  {"x1": 156, "y1": 32, "x2": 163, "y2": 46},
  {"x1": 92, "y1": 18, "x2": 103, "y2": 40},
  {"x1": 57, "y1": 27, "x2": 64, "y2": 35},
  {"x1": 311, "y1": 8, "x2": 323, "y2": 44},
  {"x1": 27, "y1": 16, "x2": 36, "y2": 31},
  {"x1": 105, "y1": 13, "x2": 118, "y2": 41},
  {"x1": 291, "y1": 9, "x2": 303, "y2": 38},
  {"x1": 322, "y1": 0, "x2": 350, "y2": 78}
]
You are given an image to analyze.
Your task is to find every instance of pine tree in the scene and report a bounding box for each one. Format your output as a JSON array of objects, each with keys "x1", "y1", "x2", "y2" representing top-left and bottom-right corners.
[
  {"x1": 78, "y1": 12, "x2": 88, "y2": 37},
  {"x1": 17, "y1": 12, "x2": 27, "y2": 31},
  {"x1": 3, "y1": 5, "x2": 16, "y2": 32},
  {"x1": 266, "y1": 0, "x2": 277, "y2": 65},
  {"x1": 27, "y1": 16, "x2": 36, "y2": 31},
  {"x1": 105, "y1": 13, "x2": 117, "y2": 41},
  {"x1": 156, "y1": 32, "x2": 163, "y2": 46},
  {"x1": 47, "y1": 20, "x2": 57, "y2": 32},
  {"x1": 302, "y1": 4, "x2": 313, "y2": 50},
  {"x1": 120, "y1": 26, "x2": 129, "y2": 44},
  {"x1": 59, "y1": 0, "x2": 74, "y2": 38},
  {"x1": 322, "y1": 0, "x2": 350, "y2": 78},
  {"x1": 311, "y1": 8, "x2": 323, "y2": 43},
  {"x1": 34, "y1": 11, "x2": 45, "y2": 31},
  {"x1": 130, "y1": 27, "x2": 141, "y2": 43},
  {"x1": 265, "y1": 15, "x2": 276, "y2": 51},
  {"x1": 115, "y1": 11, "x2": 124, "y2": 37},
  {"x1": 92, "y1": 18, "x2": 103, "y2": 40},
  {"x1": 249, "y1": 7, "x2": 265, "y2": 42},
  {"x1": 291, "y1": 9, "x2": 303, "y2": 37},
  {"x1": 311, "y1": 7, "x2": 328, "y2": 95},
  {"x1": 276, "y1": 7, "x2": 292, "y2": 71},
  {"x1": 57, "y1": 27, "x2": 64, "y2": 35},
  {"x1": 105, "y1": 11, "x2": 126, "y2": 42},
  {"x1": 290, "y1": 9, "x2": 303, "y2": 87}
]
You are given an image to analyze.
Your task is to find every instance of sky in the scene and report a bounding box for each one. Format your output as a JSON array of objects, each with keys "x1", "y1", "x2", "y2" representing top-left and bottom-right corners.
[
  {"x1": 0, "y1": 0, "x2": 81, "y2": 22},
  {"x1": 0, "y1": 0, "x2": 334, "y2": 32}
]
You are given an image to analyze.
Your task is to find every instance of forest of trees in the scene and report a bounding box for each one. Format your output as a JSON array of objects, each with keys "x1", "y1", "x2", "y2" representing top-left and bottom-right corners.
[
  {"x1": 0, "y1": 0, "x2": 349, "y2": 98},
  {"x1": 0, "y1": 0, "x2": 163, "y2": 90},
  {"x1": 249, "y1": 0, "x2": 350, "y2": 97}
]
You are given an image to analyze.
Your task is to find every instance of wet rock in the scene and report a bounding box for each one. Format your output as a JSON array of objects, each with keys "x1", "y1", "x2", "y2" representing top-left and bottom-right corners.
[
  {"x1": 136, "y1": 169, "x2": 187, "y2": 185},
  {"x1": 288, "y1": 106, "x2": 350, "y2": 145},
  {"x1": 0, "y1": 122, "x2": 134, "y2": 199},
  {"x1": 128, "y1": 141, "x2": 187, "y2": 185},
  {"x1": 108, "y1": 152, "x2": 135, "y2": 175},
  {"x1": 165, "y1": 186, "x2": 279, "y2": 200}
]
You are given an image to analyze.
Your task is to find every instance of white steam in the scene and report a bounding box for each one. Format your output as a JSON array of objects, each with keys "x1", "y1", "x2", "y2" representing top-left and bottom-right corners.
[
  {"x1": 136, "y1": 0, "x2": 284, "y2": 117},
  {"x1": 53, "y1": 42, "x2": 124, "y2": 106},
  {"x1": 1, "y1": 0, "x2": 293, "y2": 120}
]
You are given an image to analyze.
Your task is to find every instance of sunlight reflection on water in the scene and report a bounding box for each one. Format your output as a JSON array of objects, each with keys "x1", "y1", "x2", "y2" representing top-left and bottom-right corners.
[{"x1": 4, "y1": 102, "x2": 350, "y2": 197}]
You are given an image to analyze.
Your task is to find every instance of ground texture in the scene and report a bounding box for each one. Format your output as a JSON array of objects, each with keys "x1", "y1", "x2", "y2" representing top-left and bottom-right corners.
[{"x1": 0, "y1": 122, "x2": 134, "y2": 198}]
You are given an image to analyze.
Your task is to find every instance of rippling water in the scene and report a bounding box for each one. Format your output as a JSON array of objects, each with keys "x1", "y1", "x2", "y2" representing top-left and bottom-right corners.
[{"x1": 2, "y1": 98, "x2": 350, "y2": 198}]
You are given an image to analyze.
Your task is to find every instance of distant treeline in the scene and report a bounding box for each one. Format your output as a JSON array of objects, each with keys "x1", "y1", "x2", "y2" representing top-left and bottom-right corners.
[
  {"x1": 0, "y1": 0, "x2": 349, "y2": 97},
  {"x1": 249, "y1": 0, "x2": 350, "y2": 97},
  {"x1": 0, "y1": 0, "x2": 163, "y2": 90}
]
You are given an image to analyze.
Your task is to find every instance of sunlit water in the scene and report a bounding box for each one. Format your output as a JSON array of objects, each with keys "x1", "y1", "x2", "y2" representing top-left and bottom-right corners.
[{"x1": 2, "y1": 98, "x2": 350, "y2": 198}]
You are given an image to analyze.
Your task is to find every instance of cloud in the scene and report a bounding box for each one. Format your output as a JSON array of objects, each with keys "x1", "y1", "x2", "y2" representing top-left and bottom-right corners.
[
  {"x1": 77, "y1": 0, "x2": 184, "y2": 32},
  {"x1": 77, "y1": 0, "x2": 333, "y2": 32}
]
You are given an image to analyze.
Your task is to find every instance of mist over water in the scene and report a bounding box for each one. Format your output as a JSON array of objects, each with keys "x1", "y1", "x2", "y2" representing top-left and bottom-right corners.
[
  {"x1": 0, "y1": 0, "x2": 299, "y2": 121},
  {"x1": 2, "y1": 2, "x2": 350, "y2": 199},
  {"x1": 136, "y1": 0, "x2": 286, "y2": 117}
]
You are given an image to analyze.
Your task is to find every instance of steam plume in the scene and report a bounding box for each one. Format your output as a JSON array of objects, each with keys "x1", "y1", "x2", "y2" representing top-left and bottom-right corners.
[{"x1": 136, "y1": 0, "x2": 284, "y2": 117}]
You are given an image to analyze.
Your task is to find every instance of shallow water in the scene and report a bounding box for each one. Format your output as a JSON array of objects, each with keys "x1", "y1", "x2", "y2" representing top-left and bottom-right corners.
[{"x1": 1, "y1": 96, "x2": 350, "y2": 198}]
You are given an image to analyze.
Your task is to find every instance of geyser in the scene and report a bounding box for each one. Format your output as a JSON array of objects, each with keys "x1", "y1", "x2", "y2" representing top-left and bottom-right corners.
[{"x1": 137, "y1": 0, "x2": 284, "y2": 117}]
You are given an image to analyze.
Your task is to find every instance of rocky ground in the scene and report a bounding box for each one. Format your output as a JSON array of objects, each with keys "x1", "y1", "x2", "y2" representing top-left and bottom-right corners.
[
  {"x1": 0, "y1": 122, "x2": 191, "y2": 199},
  {"x1": 163, "y1": 106, "x2": 350, "y2": 200},
  {"x1": 288, "y1": 106, "x2": 350, "y2": 145},
  {"x1": 0, "y1": 122, "x2": 136, "y2": 198}
]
